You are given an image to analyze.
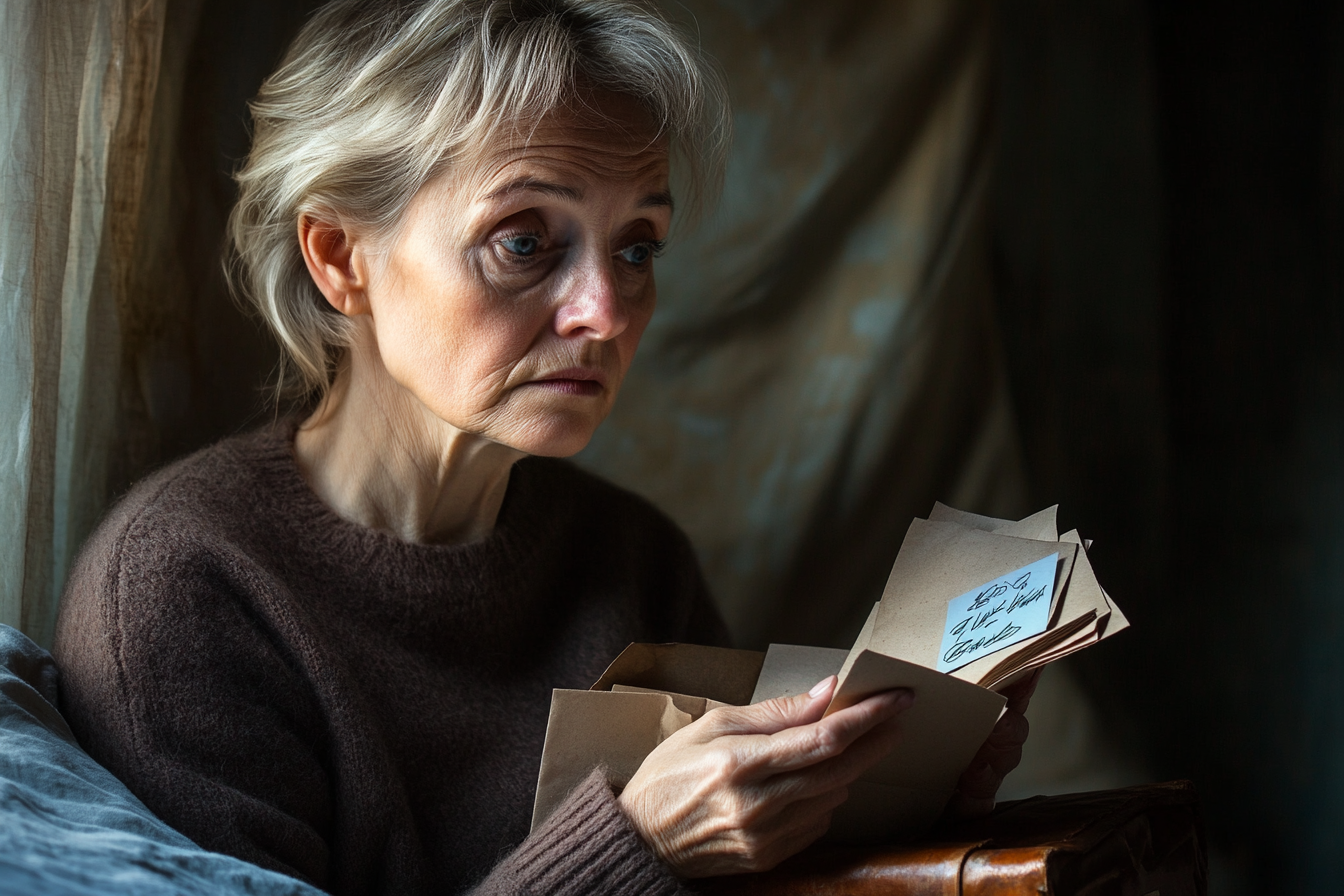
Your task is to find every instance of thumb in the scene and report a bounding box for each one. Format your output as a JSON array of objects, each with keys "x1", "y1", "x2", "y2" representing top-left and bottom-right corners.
[{"x1": 703, "y1": 675, "x2": 836, "y2": 737}]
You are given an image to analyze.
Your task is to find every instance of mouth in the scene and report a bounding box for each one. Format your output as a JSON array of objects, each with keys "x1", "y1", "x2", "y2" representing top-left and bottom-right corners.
[{"x1": 528, "y1": 367, "x2": 608, "y2": 397}]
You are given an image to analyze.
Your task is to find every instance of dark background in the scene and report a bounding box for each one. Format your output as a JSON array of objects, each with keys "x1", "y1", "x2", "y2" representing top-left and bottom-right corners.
[
  {"x1": 998, "y1": 1, "x2": 1344, "y2": 891},
  {"x1": 118, "y1": 1, "x2": 1344, "y2": 891}
]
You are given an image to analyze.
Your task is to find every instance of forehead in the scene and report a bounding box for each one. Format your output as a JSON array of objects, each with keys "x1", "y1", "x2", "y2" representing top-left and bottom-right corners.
[{"x1": 470, "y1": 92, "x2": 670, "y2": 190}]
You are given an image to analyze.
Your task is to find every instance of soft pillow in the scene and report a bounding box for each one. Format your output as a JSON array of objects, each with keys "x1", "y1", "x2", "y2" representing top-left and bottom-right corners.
[{"x1": 0, "y1": 624, "x2": 324, "y2": 895}]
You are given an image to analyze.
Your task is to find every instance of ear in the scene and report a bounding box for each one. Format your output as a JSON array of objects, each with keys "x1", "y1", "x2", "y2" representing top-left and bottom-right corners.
[{"x1": 298, "y1": 213, "x2": 370, "y2": 317}]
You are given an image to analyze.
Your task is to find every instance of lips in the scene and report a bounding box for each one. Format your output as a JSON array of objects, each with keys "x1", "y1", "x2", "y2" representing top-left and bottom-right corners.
[{"x1": 529, "y1": 367, "x2": 607, "y2": 396}]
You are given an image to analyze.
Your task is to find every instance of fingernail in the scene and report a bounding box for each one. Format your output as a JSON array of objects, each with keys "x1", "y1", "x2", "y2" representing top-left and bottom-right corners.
[
  {"x1": 808, "y1": 676, "x2": 835, "y2": 698},
  {"x1": 891, "y1": 689, "x2": 915, "y2": 711}
]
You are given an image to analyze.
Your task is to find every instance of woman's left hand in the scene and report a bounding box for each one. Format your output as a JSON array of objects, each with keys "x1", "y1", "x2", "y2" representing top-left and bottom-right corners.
[{"x1": 945, "y1": 668, "x2": 1041, "y2": 818}]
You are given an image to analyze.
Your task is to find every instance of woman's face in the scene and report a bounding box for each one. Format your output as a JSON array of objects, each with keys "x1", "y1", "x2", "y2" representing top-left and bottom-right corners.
[{"x1": 356, "y1": 96, "x2": 671, "y2": 457}]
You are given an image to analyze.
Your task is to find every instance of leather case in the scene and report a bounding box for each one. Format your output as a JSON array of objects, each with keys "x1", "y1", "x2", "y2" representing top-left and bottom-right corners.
[{"x1": 694, "y1": 780, "x2": 1206, "y2": 896}]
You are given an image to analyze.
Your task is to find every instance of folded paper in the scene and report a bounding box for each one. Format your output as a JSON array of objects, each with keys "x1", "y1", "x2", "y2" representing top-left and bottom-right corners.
[{"x1": 531, "y1": 503, "x2": 1128, "y2": 844}]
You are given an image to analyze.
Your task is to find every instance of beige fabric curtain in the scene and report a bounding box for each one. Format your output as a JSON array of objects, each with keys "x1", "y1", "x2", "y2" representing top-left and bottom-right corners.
[{"x1": 0, "y1": 0, "x2": 167, "y2": 647}]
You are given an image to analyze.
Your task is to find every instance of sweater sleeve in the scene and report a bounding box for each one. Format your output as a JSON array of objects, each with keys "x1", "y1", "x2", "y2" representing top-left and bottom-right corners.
[
  {"x1": 470, "y1": 768, "x2": 684, "y2": 896},
  {"x1": 54, "y1": 505, "x2": 338, "y2": 890}
]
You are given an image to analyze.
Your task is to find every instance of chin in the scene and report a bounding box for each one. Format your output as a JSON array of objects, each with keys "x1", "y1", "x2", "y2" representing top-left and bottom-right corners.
[
  {"x1": 507, "y1": 413, "x2": 602, "y2": 458},
  {"x1": 519, "y1": 433, "x2": 596, "y2": 458}
]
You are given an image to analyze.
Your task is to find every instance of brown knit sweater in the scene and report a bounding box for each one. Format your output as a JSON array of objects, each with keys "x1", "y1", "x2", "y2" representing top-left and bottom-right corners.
[{"x1": 53, "y1": 424, "x2": 728, "y2": 895}]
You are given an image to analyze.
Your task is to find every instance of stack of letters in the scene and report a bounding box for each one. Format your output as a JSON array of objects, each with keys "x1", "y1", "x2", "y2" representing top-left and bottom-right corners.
[{"x1": 532, "y1": 504, "x2": 1128, "y2": 843}]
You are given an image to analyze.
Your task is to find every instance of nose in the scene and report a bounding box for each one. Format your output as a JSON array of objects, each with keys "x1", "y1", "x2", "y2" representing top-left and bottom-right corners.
[{"x1": 553, "y1": 253, "x2": 630, "y2": 341}]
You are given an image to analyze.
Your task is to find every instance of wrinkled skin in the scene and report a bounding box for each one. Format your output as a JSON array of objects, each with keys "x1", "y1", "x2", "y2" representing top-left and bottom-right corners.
[{"x1": 619, "y1": 677, "x2": 913, "y2": 877}]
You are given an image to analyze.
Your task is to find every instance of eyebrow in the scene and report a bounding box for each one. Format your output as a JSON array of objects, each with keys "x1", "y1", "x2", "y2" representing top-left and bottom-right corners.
[
  {"x1": 483, "y1": 178, "x2": 582, "y2": 203},
  {"x1": 482, "y1": 177, "x2": 674, "y2": 212},
  {"x1": 640, "y1": 190, "x2": 675, "y2": 211}
]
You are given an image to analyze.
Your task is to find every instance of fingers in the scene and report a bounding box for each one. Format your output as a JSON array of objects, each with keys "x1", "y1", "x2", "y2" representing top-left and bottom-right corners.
[
  {"x1": 622, "y1": 683, "x2": 915, "y2": 878},
  {"x1": 947, "y1": 790, "x2": 997, "y2": 818},
  {"x1": 694, "y1": 710, "x2": 903, "y2": 850},
  {"x1": 756, "y1": 688, "x2": 912, "y2": 774},
  {"x1": 956, "y1": 745, "x2": 1021, "y2": 801},
  {"x1": 984, "y1": 706, "x2": 1030, "y2": 751},
  {"x1": 949, "y1": 703, "x2": 1031, "y2": 819},
  {"x1": 763, "y1": 714, "x2": 908, "y2": 805},
  {"x1": 699, "y1": 676, "x2": 837, "y2": 738},
  {"x1": 1001, "y1": 669, "x2": 1042, "y2": 714},
  {"x1": 948, "y1": 750, "x2": 1012, "y2": 819},
  {"x1": 959, "y1": 718, "x2": 1027, "y2": 798}
]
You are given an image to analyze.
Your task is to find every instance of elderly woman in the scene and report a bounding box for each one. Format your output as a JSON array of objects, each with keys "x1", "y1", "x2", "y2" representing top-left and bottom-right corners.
[{"x1": 53, "y1": 1, "x2": 1032, "y2": 894}]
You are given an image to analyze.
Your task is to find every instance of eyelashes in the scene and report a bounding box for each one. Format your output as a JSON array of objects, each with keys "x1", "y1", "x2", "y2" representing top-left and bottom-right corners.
[
  {"x1": 492, "y1": 232, "x2": 666, "y2": 267},
  {"x1": 499, "y1": 233, "x2": 541, "y2": 258},
  {"x1": 495, "y1": 230, "x2": 546, "y2": 265},
  {"x1": 617, "y1": 239, "x2": 666, "y2": 266}
]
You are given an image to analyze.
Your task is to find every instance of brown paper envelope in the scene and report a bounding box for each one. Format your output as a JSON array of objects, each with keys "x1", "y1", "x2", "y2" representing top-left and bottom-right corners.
[
  {"x1": 982, "y1": 664, "x2": 1037, "y2": 693},
  {"x1": 928, "y1": 502, "x2": 1060, "y2": 542},
  {"x1": 1060, "y1": 529, "x2": 1107, "y2": 611},
  {"x1": 826, "y1": 780, "x2": 957, "y2": 845},
  {"x1": 1099, "y1": 587, "x2": 1131, "y2": 637},
  {"x1": 870, "y1": 521, "x2": 1078, "y2": 668},
  {"x1": 992, "y1": 637, "x2": 1103, "y2": 689},
  {"x1": 1023, "y1": 614, "x2": 1101, "y2": 656},
  {"x1": 1068, "y1": 533, "x2": 1129, "y2": 638},
  {"x1": 1012, "y1": 629, "x2": 1099, "y2": 671},
  {"x1": 978, "y1": 529, "x2": 1128, "y2": 679},
  {"x1": 590, "y1": 642, "x2": 765, "y2": 706},
  {"x1": 928, "y1": 502, "x2": 1012, "y2": 530},
  {"x1": 991, "y1": 505, "x2": 1060, "y2": 542},
  {"x1": 609, "y1": 685, "x2": 731, "y2": 718},
  {"x1": 531, "y1": 689, "x2": 691, "y2": 831},
  {"x1": 970, "y1": 610, "x2": 1098, "y2": 688},
  {"x1": 989, "y1": 606, "x2": 1130, "y2": 685},
  {"x1": 923, "y1": 506, "x2": 1085, "y2": 656},
  {"x1": 836, "y1": 603, "x2": 880, "y2": 692},
  {"x1": 924, "y1": 502, "x2": 1059, "y2": 542},
  {"x1": 1047, "y1": 548, "x2": 1079, "y2": 622},
  {"x1": 828, "y1": 650, "x2": 1006, "y2": 795},
  {"x1": 949, "y1": 529, "x2": 1108, "y2": 685},
  {"x1": 750, "y1": 644, "x2": 850, "y2": 704}
]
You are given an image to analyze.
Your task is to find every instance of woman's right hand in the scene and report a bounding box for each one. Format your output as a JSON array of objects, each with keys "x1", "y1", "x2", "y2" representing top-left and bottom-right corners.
[{"x1": 616, "y1": 676, "x2": 914, "y2": 877}]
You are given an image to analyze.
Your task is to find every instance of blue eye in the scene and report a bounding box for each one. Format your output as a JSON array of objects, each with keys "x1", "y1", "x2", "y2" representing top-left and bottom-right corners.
[
  {"x1": 618, "y1": 242, "x2": 659, "y2": 265},
  {"x1": 501, "y1": 235, "x2": 540, "y2": 257}
]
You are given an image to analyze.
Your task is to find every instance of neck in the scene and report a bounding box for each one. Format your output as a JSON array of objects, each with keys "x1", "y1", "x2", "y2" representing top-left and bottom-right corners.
[{"x1": 294, "y1": 341, "x2": 525, "y2": 545}]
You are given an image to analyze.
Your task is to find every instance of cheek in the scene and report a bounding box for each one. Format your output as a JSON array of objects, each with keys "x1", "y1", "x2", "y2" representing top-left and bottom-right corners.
[{"x1": 370, "y1": 259, "x2": 543, "y2": 415}]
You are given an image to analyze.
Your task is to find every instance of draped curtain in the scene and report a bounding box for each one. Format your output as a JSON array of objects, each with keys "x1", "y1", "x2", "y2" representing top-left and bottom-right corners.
[
  {"x1": 580, "y1": 0, "x2": 1025, "y2": 651},
  {"x1": 0, "y1": 0, "x2": 168, "y2": 647}
]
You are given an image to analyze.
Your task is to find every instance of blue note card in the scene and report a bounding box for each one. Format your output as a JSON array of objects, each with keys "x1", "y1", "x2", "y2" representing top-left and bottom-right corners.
[{"x1": 936, "y1": 553, "x2": 1058, "y2": 673}]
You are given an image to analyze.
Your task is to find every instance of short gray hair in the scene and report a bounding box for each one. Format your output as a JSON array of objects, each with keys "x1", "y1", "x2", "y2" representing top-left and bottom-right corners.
[{"x1": 227, "y1": 0, "x2": 731, "y2": 401}]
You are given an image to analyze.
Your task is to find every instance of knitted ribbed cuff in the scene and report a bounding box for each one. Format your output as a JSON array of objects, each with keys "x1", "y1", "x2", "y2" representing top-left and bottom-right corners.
[{"x1": 482, "y1": 768, "x2": 683, "y2": 896}]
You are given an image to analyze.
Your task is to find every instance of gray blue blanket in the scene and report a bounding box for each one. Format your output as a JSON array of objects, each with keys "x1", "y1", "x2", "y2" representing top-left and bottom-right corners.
[{"x1": 0, "y1": 624, "x2": 323, "y2": 895}]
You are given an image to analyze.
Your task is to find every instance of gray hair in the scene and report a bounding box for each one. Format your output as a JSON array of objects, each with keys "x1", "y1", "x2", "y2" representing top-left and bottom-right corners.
[{"x1": 227, "y1": 0, "x2": 731, "y2": 401}]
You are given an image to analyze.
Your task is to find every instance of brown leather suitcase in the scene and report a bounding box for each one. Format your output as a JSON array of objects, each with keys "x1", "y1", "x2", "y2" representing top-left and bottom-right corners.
[{"x1": 695, "y1": 781, "x2": 1206, "y2": 896}]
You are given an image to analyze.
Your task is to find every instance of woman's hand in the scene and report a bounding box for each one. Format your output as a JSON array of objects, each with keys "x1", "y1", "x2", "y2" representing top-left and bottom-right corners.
[
  {"x1": 945, "y1": 668, "x2": 1041, "y2": 818},
  {"x1": 617, "y1": 677, "x2": 914, "y2": 877}
]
